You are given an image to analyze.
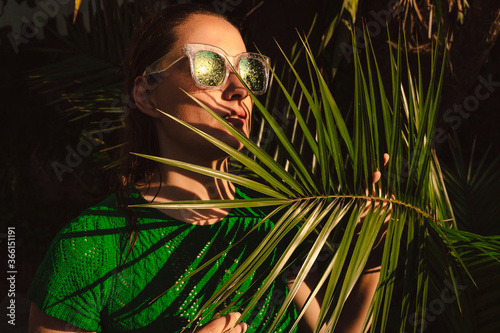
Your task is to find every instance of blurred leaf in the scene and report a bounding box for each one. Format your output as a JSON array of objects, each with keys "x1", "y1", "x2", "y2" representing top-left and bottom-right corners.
[{"x1": 73, "y1": 0, "x2": 82, "y2": 23}]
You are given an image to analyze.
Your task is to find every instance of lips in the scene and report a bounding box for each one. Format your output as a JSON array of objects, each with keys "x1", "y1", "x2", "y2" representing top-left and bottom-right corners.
[
  {"x1": 223, "y1": 110, "x2": 247, "y2": 128},
  {"x1": 225, "y1": 117, "x2": 245, "y2": 128}
]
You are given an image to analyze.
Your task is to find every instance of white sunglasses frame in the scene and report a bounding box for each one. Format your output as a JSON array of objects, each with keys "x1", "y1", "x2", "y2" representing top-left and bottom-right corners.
[{"x1": 142, "y1": 43, "x2": 271, "y2": 95}]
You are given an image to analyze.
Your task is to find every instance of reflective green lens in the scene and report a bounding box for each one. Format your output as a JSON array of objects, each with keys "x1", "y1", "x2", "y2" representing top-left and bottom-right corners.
[
  {"x1": 239, "y1": 58, "x2": 266, "y2": 92},
  {"x1": 194, "y1": 50, "x2": 225, "y2": 86}
]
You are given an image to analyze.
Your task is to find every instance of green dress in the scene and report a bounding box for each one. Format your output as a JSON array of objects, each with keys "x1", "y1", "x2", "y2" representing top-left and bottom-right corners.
[{"x1": 28, "y1": 186, "x2": 298, "y2": 332}]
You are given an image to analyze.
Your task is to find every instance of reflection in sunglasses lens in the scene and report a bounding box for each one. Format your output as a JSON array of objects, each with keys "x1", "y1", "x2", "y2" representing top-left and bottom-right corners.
[
  {"x1": 240, "y1": 58, "x2": 265, "y2": 92},
  {"x1": 195, "y1": 51, "x2": 225, "y2": 86}
]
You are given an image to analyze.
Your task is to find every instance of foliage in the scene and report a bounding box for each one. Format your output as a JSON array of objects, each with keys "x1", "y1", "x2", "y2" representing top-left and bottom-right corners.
[
  {"x1": 389, "y1": 0, "x2": 469, "y2": 50},
  {"x1": 132, "y1": 29, "x2": 500, "y2": 332},
  {"x1": 442, "y1": 135, "x2": 500, "y2": 235}
]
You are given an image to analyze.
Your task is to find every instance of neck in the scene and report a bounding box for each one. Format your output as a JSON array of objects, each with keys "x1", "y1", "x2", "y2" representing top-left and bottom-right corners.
[
  {"x1": 136, "y1": 159, "x2": 235, "y2": 225},
  {"x1": 134, "y1": 117, "x2": 243, "y2": 225}
]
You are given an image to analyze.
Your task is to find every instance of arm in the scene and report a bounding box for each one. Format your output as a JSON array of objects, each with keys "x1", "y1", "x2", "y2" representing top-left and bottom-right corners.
[
  {"x1": 292, "y1": 155, "x2": 390, "y2": 333},
  {"x1": 291, "y1": 252, "x2": 381, "y2": 333},
  {"x1": 29, "y1": 302, "x2": 94, "y2": 333},
  {"x1": 29, "y1": 302, "x2": 247, "y2": 333}
]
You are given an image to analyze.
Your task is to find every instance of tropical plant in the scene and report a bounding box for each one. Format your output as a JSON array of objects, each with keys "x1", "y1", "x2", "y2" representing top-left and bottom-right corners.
[
  {"x1": 438, "y1": 135, "x2": 500, "y2": 332},
  {"x1": 442, "y1": 134, "x2": 500, "y2": 235},
  {"x1": 130, "y1": 29, "x2": 500, "y2": 332}
]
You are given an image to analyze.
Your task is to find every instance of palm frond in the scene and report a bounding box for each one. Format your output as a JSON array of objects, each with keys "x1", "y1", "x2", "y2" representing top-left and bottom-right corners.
[
  {"x1": 442, "y1": 134, "x2": 500, "y2": 235},
  {"x1": 133, "y1": 25, "x2": 499, "y2": 333}
]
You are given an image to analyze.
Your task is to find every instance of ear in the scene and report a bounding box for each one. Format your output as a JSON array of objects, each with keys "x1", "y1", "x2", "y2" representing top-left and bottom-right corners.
[{"x1": 133, "y1": 76, "x2": 161, "y2": 118}]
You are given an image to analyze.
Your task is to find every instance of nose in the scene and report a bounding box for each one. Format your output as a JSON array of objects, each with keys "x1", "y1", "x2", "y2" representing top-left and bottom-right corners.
[{"x1": 221, "y1": 72, "x2": 249, "y2": 101}]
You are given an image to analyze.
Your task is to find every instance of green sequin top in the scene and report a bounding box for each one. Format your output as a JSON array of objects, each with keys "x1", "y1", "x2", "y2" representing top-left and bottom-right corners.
[{"x1": 28, "y1": 186, "x2": 298, "y2": 332}]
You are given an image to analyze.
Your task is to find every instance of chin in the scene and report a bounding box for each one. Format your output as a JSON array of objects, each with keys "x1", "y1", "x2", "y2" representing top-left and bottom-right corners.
[
  {"x1": 221, "y1": 135, "x2": 245, "y2": 151},
  {"x1": 190, "y1": 134, "x2": 243, "y2": 162},
  {"x1": 211, "y1": 126, "x2": 248, "y2": 149}
]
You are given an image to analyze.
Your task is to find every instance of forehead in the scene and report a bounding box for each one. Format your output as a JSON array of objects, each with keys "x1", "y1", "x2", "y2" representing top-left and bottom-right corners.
[{"x1": 172, "y1": 14, "x2": 247, "y2": 56}]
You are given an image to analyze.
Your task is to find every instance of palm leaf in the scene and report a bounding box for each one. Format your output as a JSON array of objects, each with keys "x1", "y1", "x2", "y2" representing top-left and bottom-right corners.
[
  {"x1": 132, "y1": 26, "x2": 500, "y2": 333},
  {"x1": 442, "y1": 134, "x2": 500, "y2": 235}
]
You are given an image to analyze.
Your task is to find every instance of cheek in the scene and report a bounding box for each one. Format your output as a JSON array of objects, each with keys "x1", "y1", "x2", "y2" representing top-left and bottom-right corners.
[
  {"x1": 151, "y1": 80, "x2": 194, "y2": 111},
  {"x1": 150, "y1": 62, "x2": 197, "y2": 103}
]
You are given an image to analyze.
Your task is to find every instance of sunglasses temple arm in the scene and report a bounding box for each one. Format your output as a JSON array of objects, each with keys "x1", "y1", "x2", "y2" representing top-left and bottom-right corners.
[{"x1": 143, "y1": 54, "x2": 186, "y2": 76}]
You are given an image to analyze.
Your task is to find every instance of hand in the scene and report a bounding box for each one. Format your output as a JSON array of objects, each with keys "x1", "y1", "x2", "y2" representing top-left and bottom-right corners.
[
  {"x1": 193, "y1": 312, "x2": 247, "y2": 333},
  {"x1": 371, "y1": 153, "x2": 390, "y2": 196},
  {"x1": 360, "y1": 153, "x2": 391, "y2": 217},
  {"x1": 357, "y1": 154, "x2": 392, "y2": 245}
]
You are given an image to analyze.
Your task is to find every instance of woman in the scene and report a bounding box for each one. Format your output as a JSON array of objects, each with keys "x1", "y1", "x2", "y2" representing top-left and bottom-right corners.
[
  {"x1": 29, "y1": 4, "x2": 294, "y2": 333},
  {"x1": 28, "y1": 4, "x2": 382, "y2": 333}
]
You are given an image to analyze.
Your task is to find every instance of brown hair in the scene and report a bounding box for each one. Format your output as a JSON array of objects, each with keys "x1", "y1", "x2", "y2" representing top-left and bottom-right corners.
[
  {"x1": 120, "y1": 4, "x2": 232, "y2": 188},
  {"x1": 117, "y1": 4, "x2": 237, "y2": 259}
]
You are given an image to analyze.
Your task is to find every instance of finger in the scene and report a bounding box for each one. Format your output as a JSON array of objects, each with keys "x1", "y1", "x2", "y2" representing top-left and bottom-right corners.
[
  {"x1": 383, "y1": 153, "x2": 390, "y2": 167},
  {"x1": 221, "y1": 312, "x2": 242, "y2": 330},
  {"x1": 223, "y1": 323, "x2": 248, "y2": 333},
  {"x1": 372, "y1": 169, "x2": 381, "y2": 184},
  {"x1": 372, "y1": 154, "x2": 390, "y2": 196},
  {"x1": 214, "y1": 312, "x2": 247, "y2": 333},
  {"x1": 372, "y1": 153, "x2": 389, "y2": 185},
  {"x1": 372, "y1": 169, "x2": 381, "y2": 197},
  {"x1": 220, "y1": 315, "x2": 247, "y2": 333}
]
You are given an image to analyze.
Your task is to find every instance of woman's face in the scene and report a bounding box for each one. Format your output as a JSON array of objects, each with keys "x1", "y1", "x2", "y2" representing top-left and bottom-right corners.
[{"x1": 147, "y1": 14, "x2": 253, "y2": 161}]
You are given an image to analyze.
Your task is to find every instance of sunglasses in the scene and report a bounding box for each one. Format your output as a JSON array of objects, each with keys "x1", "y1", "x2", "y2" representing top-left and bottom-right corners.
[{"x1": 143, "y1": 43, "x2": 271, "y2": 95}]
